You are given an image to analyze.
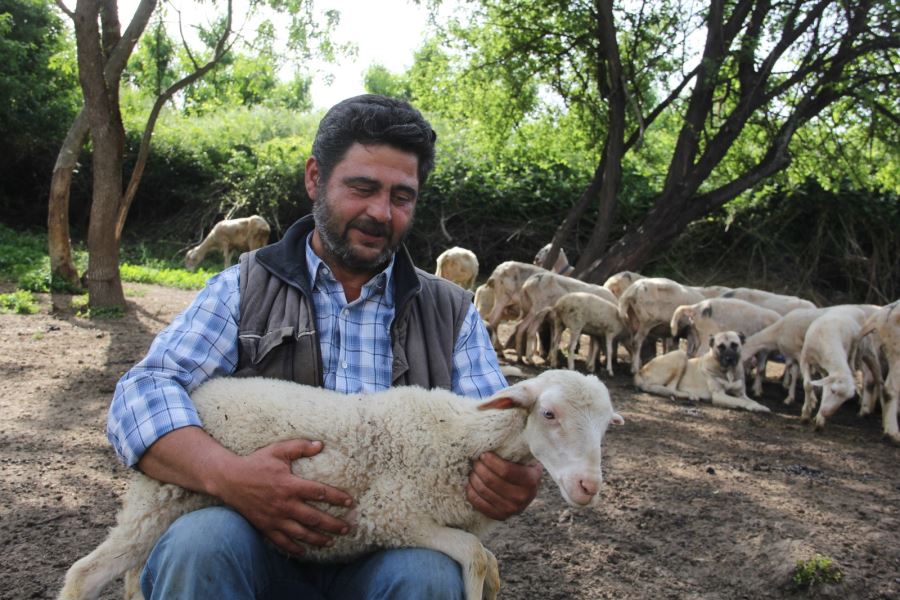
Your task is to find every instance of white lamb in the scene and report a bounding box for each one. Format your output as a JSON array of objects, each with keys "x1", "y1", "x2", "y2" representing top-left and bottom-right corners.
[
  {"x1": 483, "y1": 261, "x2": 547, "y2": 341},
  {"x1": 602, "y1": 271, "x2": 645, "y2": 298},
  {"x1": 58, "y1": 370, "x2": 624, "y2": 600},
  {"x1": 547, "y1": 292, "x2": 629, "y2": 376},
  {"x1": 435, "y1": 246, "x2": 479, "y2": 290},
  {"x1": 617, "y1": 277, "x2": 707, "y2": 374},
  {"x1": 513, "y1": 272, "x2": 617, "y2": 364},
  {"x1": 670, "y1": 297, "x2": 781, "y2": 395},
  {"x1": 533, "y1": 243, "x2": 573, "y2": 275},
  {"x1": 857, "y1": 301, "x2": 900, "y2": 443},
  {"x1": 719, "y1": 287, "x2": 817, "y2": 315},
  {"x1": 184, "y1": 215, "x2": 271, "y2": 271}
]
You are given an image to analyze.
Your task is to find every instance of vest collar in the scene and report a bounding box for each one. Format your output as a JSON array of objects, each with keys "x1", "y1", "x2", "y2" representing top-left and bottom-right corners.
[{"x1": 255, "y1": 215, "x2": 422, "y2": 308}]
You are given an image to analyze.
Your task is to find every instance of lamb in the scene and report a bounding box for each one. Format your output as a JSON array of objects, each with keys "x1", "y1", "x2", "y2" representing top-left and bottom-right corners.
[
  {"x1": 719, "y1": 287, "x2": 817, "y2": 315},
  {"x1": 513, "y1": 272, "x2": 617, "y2": 364},
  {"x1": 435, "y1": 246, "x2": 479, "y2": 290},
  {"x1": 184, "y1": 215, "x2": 271, "y2": 271},
  {"x1": 547, "y1": 292, "x2": 629, "y2": 376},
  {"x1": 58, "y1": 370, "x2": 624, "y2": 600},
  {"x1": 533, "y1": 243, "x2": 574, "y2": 275},
  {"x1": 602, "y1": 271, "x2": 645, "y2": 298},
  {"x1": 670, "y1": 297, "x2": 781, "y2": 395},
  {"x1": 483, "y1": 261, "x2": 547, "y2": 341},
  {"x1": 856, "y1": 301, "x2": 900, "y2": 442},
  {"x1": 798, "y1": 306, "x2": 880, "y2": 429},
  {"x1": 617, "y1": 277, "x2": 707, "y2": 374}
]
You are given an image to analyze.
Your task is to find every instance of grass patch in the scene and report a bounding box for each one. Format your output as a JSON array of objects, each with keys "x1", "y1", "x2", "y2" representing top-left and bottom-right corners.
[
  {"x1": 793, "y1": 554, "x2": 843, "y2": 590},
  {"x1": 120, "y1": 263, "x2": 213, "y2": 290},
  {"x1": 0, "y1": 290, "x2": 40, "y2": 314}
]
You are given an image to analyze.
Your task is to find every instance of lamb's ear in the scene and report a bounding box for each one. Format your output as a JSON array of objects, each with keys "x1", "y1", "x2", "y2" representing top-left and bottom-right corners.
[
  {"x1": 611, "y1": 412, "x2": 625, "y2": 426},
  {"x1": 478, "y1": 380, "x2": 538, "y2": 411},
  {"x1": 738, "y1": 331, "x2": 746, "y2": 345},
  {"x1": 809, "y1": 377, "x2": 828, "y2": 388},
  {"x1": 701, "y1": 304, "x2": 713, "y2": 318}
]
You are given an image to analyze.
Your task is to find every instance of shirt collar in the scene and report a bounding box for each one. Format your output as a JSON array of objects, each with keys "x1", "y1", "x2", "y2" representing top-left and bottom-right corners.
[{"x1": 304, "y1": 232, "x2": 395, "y2": 305}]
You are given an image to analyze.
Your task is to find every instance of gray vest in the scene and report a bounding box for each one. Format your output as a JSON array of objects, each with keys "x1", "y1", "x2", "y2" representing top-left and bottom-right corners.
[{"x1": 234, "y1": 216, "x2": 473, "y2": 390}]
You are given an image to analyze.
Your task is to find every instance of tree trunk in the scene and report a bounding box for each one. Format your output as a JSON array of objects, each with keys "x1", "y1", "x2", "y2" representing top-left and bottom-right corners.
[{"x1": 48, "y1": 110, "x2": 90, "y2": 289}]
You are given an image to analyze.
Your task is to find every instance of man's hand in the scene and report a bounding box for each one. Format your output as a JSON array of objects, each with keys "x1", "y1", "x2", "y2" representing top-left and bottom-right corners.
[
  {"x1": 212, "y1": 439, "x2": 354, "y2": 556},
  {"x1": 466, "y1": 452, "x2": 543, "y2": 521}
]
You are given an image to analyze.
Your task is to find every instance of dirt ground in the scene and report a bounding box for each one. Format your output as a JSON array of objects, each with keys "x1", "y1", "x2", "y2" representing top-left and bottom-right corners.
[{"x1": 1, "y1": 282, "x2": 899, "y2": 600}]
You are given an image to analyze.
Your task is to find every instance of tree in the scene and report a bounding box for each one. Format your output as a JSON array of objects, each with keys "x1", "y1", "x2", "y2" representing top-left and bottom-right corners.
[
  {"x1": 49, "y1": 0, "x2": 339, "y2": 306},
  {"x1": 421, "y1": 0, "x2": 900, "y2": 283}
]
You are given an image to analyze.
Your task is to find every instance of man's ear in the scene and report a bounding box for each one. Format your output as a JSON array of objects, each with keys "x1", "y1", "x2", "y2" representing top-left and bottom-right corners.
[{"x1": 304, "y1": 156, "x2": 320, "y2": 199}]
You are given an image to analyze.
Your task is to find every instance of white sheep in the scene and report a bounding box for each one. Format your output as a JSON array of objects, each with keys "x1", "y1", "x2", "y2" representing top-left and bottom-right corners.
[
  {"x1": 184, "y1": 215, "x2": 271, "y2": 271},
  {"x1": 719, "y1": 287, "x2": 816, "y2": 315},
  {"x1": 435, "y1": 246, "x2": 479, "y2": 290},
  {"x1": 58, "y1": 370, "x2": 624, "y2": 600},
  {"x1": 857, "y1": 301, "x2": 900, "y2": 443},
  {"x1": 547, "y1": 292, "x2": 629, "y2": 376},
  {"x1": 617, "y1": 277, "x2": 708, "y2": 374},
  {"x1": 670, "y1": 297, "x2": 781, "y2": 395},
  {"x1": 513, "y1": 272, "x2": 617, "y2": 364},
  {"x1": 533, "y1": 243, "x2": 573, "y2": 275},
  {"x1": 483, "y1": 261, "x2": 547, "y2": 340},
  {"x1": 602, "y1": 271, "x2": 645, "y2": 298}
]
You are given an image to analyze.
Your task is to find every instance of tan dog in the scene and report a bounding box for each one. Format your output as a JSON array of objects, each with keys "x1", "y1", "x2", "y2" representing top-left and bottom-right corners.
[{"x1": 634, "y1": 331, "x2": 770, "y2": 413}]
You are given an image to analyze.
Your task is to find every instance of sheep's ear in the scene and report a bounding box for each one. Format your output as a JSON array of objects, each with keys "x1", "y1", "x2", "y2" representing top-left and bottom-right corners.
[
  {"x1": 478, "y1": 380, "x2": 538, "y2": 411},
  {"x1": 739, "y1": 331, "x2": 746, "y2": 345},
  {"x1": 809, "y1": 377, "x2": 827, "y2": 388},
  {"x1": 611, "y1": 412, "x2": 625, "y2": 426},
  {"x1": 701, "y1": 304, "x2": 713, "y2": 318}
]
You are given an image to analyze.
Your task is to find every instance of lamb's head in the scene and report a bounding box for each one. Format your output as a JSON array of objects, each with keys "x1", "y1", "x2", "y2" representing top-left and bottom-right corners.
[
  {"x1": 671, "y1": 305, "x2": 697, "y2": 337},
  {"x1": 479, "y1": 370, "x2": 623, "y2": 507},
  {"x1": 811, "y1": 373, "x2": 857, "y2": 423},
  {"x1": 184, "y1": 248, "x2": 201, "y2": 271}
]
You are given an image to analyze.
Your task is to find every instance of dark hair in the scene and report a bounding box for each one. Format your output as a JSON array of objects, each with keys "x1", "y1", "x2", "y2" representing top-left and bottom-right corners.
[{"x1": 311, "y1": 94, "x2": 437, "y2": 187}]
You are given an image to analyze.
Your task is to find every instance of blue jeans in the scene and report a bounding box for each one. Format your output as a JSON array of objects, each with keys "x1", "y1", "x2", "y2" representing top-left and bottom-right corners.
[{"x1": 140, "y1": 506, "x2": 465, "y2": 599}]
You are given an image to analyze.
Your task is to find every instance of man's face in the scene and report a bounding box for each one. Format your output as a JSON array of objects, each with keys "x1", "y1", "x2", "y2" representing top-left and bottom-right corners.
[{"x1": 307, "y1": 143, "x2": 419, "y2": 274}]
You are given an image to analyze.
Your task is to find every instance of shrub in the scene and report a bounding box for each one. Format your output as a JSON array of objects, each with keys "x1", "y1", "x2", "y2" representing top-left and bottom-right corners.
[
  {"x1": 0, "y1": 290, "x2": 40, "y2": 314},
  {"x1": 792, "y1": 554, "x2": 843, "y2": 589}
]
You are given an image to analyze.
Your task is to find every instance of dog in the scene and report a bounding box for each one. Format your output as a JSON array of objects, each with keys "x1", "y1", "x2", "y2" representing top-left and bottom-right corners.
[{"x1": 634, "y1": 331, "x2": 770, "y2": 413}]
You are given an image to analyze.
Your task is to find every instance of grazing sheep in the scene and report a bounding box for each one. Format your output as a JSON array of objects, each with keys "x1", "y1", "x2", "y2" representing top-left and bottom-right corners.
[
  {"x1": 533, "y1": 243, "x2": 573, "y2": 275},
  {"x1": 58, "y1": 370, "x2": 624, "y2": 600},
  {"x1": 513, "y1": 272, "x2": 617, "y2": 364},
  {"x1": 602, "y1": 271, "x2": 645, "y2": 298},
  {"x1": 617, "y1": 278, "x2": 707, "y2": 374},
  {"x1": 435, "y1": 246, "x2": 479, "y2": 290},
  {"x1": 483, "y1": 261, "x2": 547, "y2": 339},
  {"x1": 856, "y1": 301, "x2": 900, "y2": 442},
  {"x1": 670, "y1": 297, "x2": 781, "y2": 395},
  {"x1": 720, "y1": 287, "x2": 816, "y2": 315},
  {"x1": 184, "y1": 215, "x2": 271, "y2": 271},
  {"x1": 548, "y1": 292, "x2": 629, "y2": 376}
]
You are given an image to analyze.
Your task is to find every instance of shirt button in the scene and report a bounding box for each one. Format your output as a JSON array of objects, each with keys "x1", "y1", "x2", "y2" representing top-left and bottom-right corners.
[{"x1": 341, "y1": 361, "x2": 348, "y2": 369}]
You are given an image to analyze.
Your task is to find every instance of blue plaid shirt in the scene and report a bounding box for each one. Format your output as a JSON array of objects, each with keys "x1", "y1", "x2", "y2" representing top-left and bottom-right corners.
[{"x1": 108, "y1": 236, "x2": 507, "y2": 468}]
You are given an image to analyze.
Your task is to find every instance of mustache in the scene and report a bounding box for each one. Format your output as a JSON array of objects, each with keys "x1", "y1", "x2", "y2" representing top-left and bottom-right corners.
[{"x1": 348, "y1": 217, "x2": 390, "y2": 238}]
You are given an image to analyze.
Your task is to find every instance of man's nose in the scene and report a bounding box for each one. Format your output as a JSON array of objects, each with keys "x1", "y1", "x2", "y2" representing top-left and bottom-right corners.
[{"x1": 366, "y1": 191, "x2": 392, "y2": 222}]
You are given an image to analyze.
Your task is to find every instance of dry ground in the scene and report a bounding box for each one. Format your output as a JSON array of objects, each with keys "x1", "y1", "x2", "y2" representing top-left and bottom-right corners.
[{"x1": 1, "y1": 283, "x2": 899, "y2": 599}]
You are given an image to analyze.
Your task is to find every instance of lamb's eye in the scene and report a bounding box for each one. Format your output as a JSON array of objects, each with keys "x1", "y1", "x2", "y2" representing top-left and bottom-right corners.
[{"x1": 541, "y1": 409, "x2": 556, "y2": 420}]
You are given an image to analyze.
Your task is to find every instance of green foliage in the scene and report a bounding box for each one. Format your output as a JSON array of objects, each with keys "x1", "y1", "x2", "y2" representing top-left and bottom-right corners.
[
  {"x1": 120, "y1": 264, "x2": 213, "y2": 290},
  {"x1": 793, "y1": 554, "x2": 843, "y2": 589},
  {"x1": 364, "y1": 64, "x2": 411, "y2": 100},
  {"x1": 0, "y1": 290, "x2": 39, "y2": 315},
  {"x1": 0, "y1": 224, "x2": 86, "y2": 293}
]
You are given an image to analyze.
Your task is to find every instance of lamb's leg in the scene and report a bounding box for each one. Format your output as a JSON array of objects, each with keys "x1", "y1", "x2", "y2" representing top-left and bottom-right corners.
[
  {"x1": 605, "y1": 334, "x2": 615, "y2": 377},
  {"x1": 412, "y1": 526, "x2": 499, "y2": 600},
  {"x1": 799, "y1": 361, "x2": 818, "y2": 422},
  {"x1": 630, "y1": 328, "x2": 648, "y2": 375},
  {"x1": 566, "y1": 326, "x2": 583, "y2": 371},
  {"x1": 585, "y1": 336, "x2": 601, "y2": 374},
  {"x1": 752, "y1": 350, "x2": 768, "y2": 397},
  {"x1": 882, "y1": 371, "x2": 900, "y2": 444}
]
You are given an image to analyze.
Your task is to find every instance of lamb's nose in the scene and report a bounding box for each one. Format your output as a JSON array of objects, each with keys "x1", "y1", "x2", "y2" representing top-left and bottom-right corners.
[{"x1": 579, "y1": 478, "x2": 600, "y2": 496}]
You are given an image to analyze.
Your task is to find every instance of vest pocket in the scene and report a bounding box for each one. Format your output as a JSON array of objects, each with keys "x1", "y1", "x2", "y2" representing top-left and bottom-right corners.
[{"x1": 244, "y1": 326, "x2": 296, "y2": 365}]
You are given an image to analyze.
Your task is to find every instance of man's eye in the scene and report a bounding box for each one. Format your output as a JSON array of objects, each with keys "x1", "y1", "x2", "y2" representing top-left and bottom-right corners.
[{"x1": 393, "y1": 195, "x2": 414, "y2": 205}]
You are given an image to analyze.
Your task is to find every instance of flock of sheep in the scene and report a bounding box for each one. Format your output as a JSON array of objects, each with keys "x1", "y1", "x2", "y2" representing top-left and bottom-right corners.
[{"x1": 434, "y1": 245, "x2": 900, "y2": 443}]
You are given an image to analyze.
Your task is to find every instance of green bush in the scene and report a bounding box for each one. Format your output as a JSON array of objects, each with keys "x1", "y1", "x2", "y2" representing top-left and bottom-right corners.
[
  {"x1": 793, "y1": 554, "x2": 843, "y2": 589},
  {"x1": 0, "y1": 290, "x2": 40, "y2": 314}
]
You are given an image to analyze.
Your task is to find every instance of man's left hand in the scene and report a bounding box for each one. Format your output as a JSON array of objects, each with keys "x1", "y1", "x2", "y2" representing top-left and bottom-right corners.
[{"x1": 466, "y1": 452, "x2": 543, "y2": 520}]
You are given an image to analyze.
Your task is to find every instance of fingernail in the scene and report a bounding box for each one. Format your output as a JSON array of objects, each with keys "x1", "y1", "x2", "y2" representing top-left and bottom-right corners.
[
  {"x1": 341, "y1": 526, "x2": 349, "y2": 534},
  {"x1": 325, "y1": 539, "x2": 334, "y2": 547},
  {"x1": 344, "y1": 498, "x2": 352, "y2": 507}
]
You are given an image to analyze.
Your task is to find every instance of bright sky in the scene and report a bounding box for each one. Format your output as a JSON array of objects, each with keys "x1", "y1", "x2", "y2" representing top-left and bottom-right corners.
[{"x1": 118, "y1": 0, "x2": 443, "y2": 110}]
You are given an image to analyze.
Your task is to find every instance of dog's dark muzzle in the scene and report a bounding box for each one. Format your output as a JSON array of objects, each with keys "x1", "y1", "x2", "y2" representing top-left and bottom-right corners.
[{"x1": 718, "y1": 351, "x2": 740, "y2": 368}]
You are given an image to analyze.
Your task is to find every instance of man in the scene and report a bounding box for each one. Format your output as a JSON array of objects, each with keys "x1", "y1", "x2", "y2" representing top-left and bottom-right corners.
[{"x1": 108, "y1": 94, "x2": 543, "y2": 599}]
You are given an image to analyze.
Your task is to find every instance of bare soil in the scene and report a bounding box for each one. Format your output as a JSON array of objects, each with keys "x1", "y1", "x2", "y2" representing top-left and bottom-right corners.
[{"x1": 2, "y1": 283, "x2": 899, "y2": 599}]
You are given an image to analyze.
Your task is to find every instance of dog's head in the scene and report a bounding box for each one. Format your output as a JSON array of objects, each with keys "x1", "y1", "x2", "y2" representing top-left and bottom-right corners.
[{"x1": 708, "y1": 331, "x2": 745, "y2": 368}]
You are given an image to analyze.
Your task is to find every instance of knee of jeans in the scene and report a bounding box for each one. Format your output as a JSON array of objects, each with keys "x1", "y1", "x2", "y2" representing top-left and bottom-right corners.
[
  {"x1": 392, "y1": 549, "x2": 464, "y2": 599},
  {"x1": 149, "y1": 506, "x2": 265, "y2": 569}
]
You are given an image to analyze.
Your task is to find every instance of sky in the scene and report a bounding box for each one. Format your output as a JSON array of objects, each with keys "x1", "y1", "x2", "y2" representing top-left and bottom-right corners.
[{"x1": 118, "y1": 0, "x2": 442, "y2": 109}]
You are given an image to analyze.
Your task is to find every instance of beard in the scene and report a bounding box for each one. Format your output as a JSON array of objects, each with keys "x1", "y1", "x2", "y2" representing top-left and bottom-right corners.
[{"x1": 311, "y1": 191, "x2": 413, "y2": 273}]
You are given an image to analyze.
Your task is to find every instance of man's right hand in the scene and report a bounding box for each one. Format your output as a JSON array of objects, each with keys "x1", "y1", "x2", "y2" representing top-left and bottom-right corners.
[{"x1": 137, "y1": 426, "x2": 353, "y2": 556}]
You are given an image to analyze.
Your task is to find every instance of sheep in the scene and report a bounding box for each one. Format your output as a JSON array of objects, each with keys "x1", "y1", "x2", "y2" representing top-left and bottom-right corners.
[
  {"x1": 857, "y1": 301, "x2": 900, "y2": 442},
  {"x1": 670, "y1": 298, "x2": 781, "y2": 395},
  {"x1": 57, "y1": 370, "x2": 624, "y2": 600},
  {"x1": 483, "y1": 261, "x2": 547, "y2": 341},
  {"x1": 798, "y1": 305, "x2": 880, "y2": 429},
  {"x1": 617, "y1": 277, "x2": 708, "y2": 374},
  {"x1": 689, "y1": 284, "x2": 734, "y2": 299},
  {"x1": 533, "y1": 243, "x2": 573, "y2": 275},
  {"x1": 513, "y1": 272, "x2": 617, "y2": 364},
  {"x1": 184, "y1": 215, "x2": 271, "y2": 271},
  {"x1": 602, "y1": 271, "x2": 645, "y2": 298},
  {"x1": 435, "y1": 246, "x2": 479, "y2": 290},
  {"x1": 547, "y1": 292, "x2": 629, "y2": 376},
  {"x1": 741, "y1": 305, "x2": 878, "y2": 405},
  {"x1": 719, "y1": 287, "x2": 816, "y2": 316}
]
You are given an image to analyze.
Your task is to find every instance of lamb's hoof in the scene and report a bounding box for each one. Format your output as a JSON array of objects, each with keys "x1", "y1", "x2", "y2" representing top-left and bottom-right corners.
[
  {"x1": 814, "y1": 417, "x2": 826, "y2": 430},
  {"x1": 783, "y1": 397, "x2": 794, "y2": 406},
  {"x1": 883, "y1": 433, "x2": 900, "y2": 446}
]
